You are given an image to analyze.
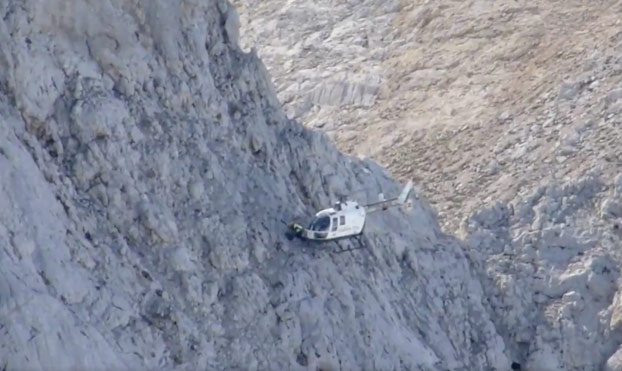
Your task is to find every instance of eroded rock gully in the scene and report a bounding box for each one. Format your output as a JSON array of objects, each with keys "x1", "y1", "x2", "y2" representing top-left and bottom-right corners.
[{"x1": 1, "y1": 0, "x2": 622, "y2": 370}]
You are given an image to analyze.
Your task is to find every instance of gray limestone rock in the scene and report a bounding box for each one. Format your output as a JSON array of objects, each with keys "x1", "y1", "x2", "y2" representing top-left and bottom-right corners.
[
  {"x1": 232, "y1": 1, "x2": 622, "y2": 369},
  {"x1": 0, "y1": 1, "x2": 513, "y2": 370},
  {"x1": 607, "y1": 348, "x2": 622, "y2": 371},
  {"x1": 463, "y1": 174, "x2": 622, "y2": 370},
  {"x1": 602, "y1": 198, "x2": 622, "y2": 219},
  {"x1": 605, "y1": 88, "x2": 622, "y2": 106},
  {"x1": 6, "y1": 0, "x2": 621, "y2": 370}
]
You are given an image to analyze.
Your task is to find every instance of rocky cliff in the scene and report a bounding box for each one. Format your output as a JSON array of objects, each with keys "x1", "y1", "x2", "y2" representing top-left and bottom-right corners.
[
  {"x1": 235, "y1": 1, "x2": 622, "y2": 370},
  {"x1": 0, "y1": 1, "x2": 517, "y2": 370}
]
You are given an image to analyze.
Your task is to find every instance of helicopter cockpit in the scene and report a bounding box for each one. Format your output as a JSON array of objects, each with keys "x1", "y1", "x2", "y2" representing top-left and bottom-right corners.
[{"x1": 308, "y1": 213, "x2": 331, "y2": 231}]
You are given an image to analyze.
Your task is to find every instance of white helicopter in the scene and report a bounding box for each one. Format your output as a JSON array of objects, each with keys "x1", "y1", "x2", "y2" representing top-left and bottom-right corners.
[{"x1": 286, "y1": 180, "x2": 414, "y2": 242}]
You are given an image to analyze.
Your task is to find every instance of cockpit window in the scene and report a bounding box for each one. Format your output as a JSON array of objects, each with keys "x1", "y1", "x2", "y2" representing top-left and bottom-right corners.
[{"x1": 309, "y1": 215, "x2": 330, "y2": 231}]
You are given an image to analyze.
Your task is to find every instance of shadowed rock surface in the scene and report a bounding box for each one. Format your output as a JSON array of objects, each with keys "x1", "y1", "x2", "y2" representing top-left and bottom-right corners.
[
  {"x1": 0, "y1": 1, "x2": 515, "y2": 370},
  {"x1": 4, "y1": 0, "x2": 622, "y2": 370}
]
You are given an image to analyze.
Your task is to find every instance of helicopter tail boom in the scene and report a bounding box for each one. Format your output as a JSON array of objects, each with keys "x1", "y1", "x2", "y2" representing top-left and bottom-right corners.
[
  {"x1": 364, "y1": 180, "x2": 414, "y2": 213},
  {"x1": 397, "y1": 180, "x2": 413, "y2": 204}
]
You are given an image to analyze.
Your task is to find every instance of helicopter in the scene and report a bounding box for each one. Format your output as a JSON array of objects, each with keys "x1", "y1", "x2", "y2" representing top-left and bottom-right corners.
[{"x1": 285, "y1": 180, "x2": 414, "y2": 242}]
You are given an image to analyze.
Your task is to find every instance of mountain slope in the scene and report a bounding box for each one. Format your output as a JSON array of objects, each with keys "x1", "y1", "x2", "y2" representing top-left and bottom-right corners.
[
  {"x1": 235, "y1": 0, "x2": 622, "y2": 369},
  {"x1": 235, "y1": 0, "x2": 622, "y2": 228},
  {"x1": 0, "y1": 1, "x2": 512, "y2": 370}
]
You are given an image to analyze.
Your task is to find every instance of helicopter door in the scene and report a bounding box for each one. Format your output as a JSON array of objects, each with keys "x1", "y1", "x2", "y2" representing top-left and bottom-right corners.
[{"x1": 331, "y1": 217, "x2": 338, "y2": 232}]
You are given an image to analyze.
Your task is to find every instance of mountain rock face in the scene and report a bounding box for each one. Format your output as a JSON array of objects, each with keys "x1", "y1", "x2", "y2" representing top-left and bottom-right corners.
[
  {"x1": 0, "y1": 1, "x2": 518, "y2": 370},
  {"x1": 235, "y1": 0, "x2": 622, "y2": 227},
  {"x1": 235, "y1": 1, "x2": 622, "y2": 370}
]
